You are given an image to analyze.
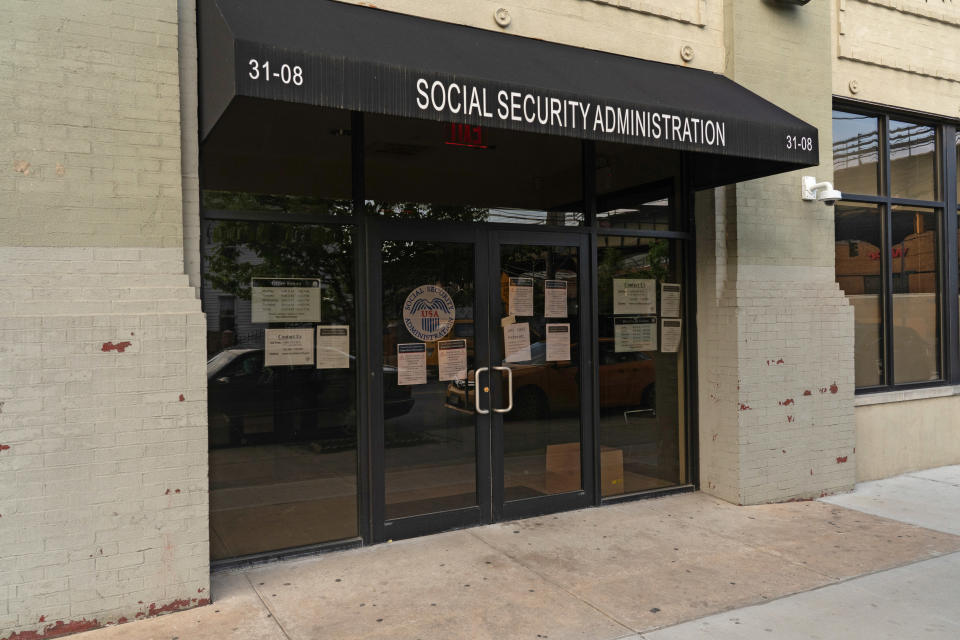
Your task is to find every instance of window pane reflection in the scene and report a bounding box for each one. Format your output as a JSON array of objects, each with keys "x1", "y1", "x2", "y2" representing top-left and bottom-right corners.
[
  {"x1": 597, "y1": 237, "x2": 684, "y2": 493},
  {"x1": 596, "y1": 142, "x2": 681, "y2": 231},
  {"x1": 889, "y1": 120, "x2": 939, "y2": 201},
  {"x1": 891, "y1": 206, "x2": 941, "y2": 383},
  {"x1": 203, "y1": 220, "x2": 358, "y2": 559},
  {"x1": 833, "y1": 111, "x2": 880, "y2": 196},
  {"x1": 381, "y1": 240, "x2": 477, "y2": 519},
  {"x1": 498, "y1": 245, "x2": 583, "y2": 500},
  {"x1": 834, "y1": 204, "x2": 884, "y2": 387},
  {"x1": 365, "y1": 114, "x2": 583, "y2": 226}
]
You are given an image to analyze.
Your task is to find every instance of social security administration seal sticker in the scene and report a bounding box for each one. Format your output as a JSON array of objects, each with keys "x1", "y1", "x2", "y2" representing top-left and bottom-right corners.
[{"x1": 402, "y1": 284, "x2": 456, "y2": 342}]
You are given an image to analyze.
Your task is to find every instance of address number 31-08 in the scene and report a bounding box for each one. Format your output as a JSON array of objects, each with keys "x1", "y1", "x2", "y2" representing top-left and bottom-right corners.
[
  {"x1": 786, "y1": 135, "x2": 813, "y2": 152},
  {"x1": 248, "y1": 59, "x2": 303, "y2": 86}
]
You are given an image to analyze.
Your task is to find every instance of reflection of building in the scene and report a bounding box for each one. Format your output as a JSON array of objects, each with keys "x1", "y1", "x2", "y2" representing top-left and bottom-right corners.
[{"x1": 2, "y1": 1, "x2": 960, "y2": 638}]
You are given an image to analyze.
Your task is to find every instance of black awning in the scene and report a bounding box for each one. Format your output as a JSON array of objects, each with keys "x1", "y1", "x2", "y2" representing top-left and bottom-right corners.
[{"x1": 199, "y1": 0, "x2": 819, "y2": 186}]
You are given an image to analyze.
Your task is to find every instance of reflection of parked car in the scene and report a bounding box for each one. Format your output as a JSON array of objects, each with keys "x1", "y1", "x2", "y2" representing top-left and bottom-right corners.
[
  {"x1": 208, "y1": 348, "x2": 414, "y2": 447},
  {"x1": 444, "y1": 339, "x2": 656, "y2": 419}
]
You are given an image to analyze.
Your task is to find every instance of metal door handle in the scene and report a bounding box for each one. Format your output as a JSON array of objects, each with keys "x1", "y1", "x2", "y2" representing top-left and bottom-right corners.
[
  {"x1": 492, "y1": 366, "x2": 513, "y2": 414},
  {"x1": 474, "y1": 367, "x2": 489, "y2": 415}
]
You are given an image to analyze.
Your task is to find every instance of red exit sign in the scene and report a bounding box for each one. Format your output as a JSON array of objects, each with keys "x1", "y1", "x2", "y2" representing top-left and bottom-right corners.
[{"x1": 444, "y1": 123, "x2": 488, "y2": 148}]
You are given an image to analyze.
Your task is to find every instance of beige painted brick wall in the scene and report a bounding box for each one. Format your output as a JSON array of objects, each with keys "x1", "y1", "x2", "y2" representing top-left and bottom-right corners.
[
  {"x1": 855, "y1": 393, "x2": 960, "y2": 482},
  {"x1": 0, "y1": 248, "x2": 209, "y2": 639},
  {"x1": 331, "y1": 0, "x2": 725, "y2": 73},
  {"x1": 833, "y1": 0, "x2": 960, "y2": 118},
  {"x1": 0, "y1": 2, "x2": 209, "y2": 637},
  {"x1": 697, "y1": 0, "x2": 857, "y2": 505},
  {"x1": 0, "y1": 0, "x2": 184, "y2": 248}
]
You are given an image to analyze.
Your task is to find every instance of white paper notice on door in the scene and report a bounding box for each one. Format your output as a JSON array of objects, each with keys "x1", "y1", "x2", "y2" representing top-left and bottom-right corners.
[
  {"x1": 661, "y1": 318, "x2": 682, "y2": 353},
  {"x1": 437, "y1": 339, "x2": 468, "y2": 382},
  {"x1": 614, "y1": 316, "x2": 657, "y2": 353},
  {"x1": 264, "y1": 328, "x2": 315, "y2": 366},
  {"x1": 661, "y1": 283, "x2": 682, "y2": 318},
  {"x1": 251, "y1": 278, "x2": 321, "y2": 323},
  {"x1": 508, "y1": 277, "x2": 534, "y2": 317},
  {"x1": 544, "y1": 279, "x2": 568, "y2": 318},
  {"x1": 316, "y1": 326, "x2": 350, "y2": 369},
  {"x1": 612, "y1": 278, "x2": 656, "y2": 315},
  {"x1": 545, "y1": 323, "x2": 571, "y2": 362},
  {"x1": 397, "y1": 343, "x2": 427, "y2": 385},
  {"x1": 503, "y1": 322, "x2": 532, "y2": 363}
]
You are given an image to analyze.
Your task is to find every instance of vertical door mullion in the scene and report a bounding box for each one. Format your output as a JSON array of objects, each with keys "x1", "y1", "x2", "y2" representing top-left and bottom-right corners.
[
  {"x1": 583, "y1": 140, "x2": 601, "y2": 506},
  {"x1": 474, "y1": 226, "x2": 493, "y2": 524},
  {"x1": 679, "y1": 154, "x2": 699, "y2": 488},
  {"x1": 351, "y1": 111, "x2": 373, "y2": 545},
  {"x1": 576, "y1": 232, "x2": 595, "y2": 502},
  {"x1": 882, "y1": 115, "x2": 895, "y2": 387},
  {"x1": 367, "y1": 226, "x2": 387, "y2": 543},
  {"x1": 942, "y1": 124, "x2": 959, "y2": 384},
  {"x1": 489, "y1": 232, "x2": 505, "y2": 522}
]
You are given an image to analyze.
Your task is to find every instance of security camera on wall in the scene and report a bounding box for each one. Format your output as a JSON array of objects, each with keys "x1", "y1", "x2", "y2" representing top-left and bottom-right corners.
[{"x1": 801, "y1": 176, "x2": 841, "y2": 206}]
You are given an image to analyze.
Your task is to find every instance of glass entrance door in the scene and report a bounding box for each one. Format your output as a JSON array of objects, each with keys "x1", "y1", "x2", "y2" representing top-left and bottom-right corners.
[
  {"x1": 373, "y1": 225, "x2": 490, "y2": 541},
  {"x1": 371, "y1": 223, "x2": 591, "y2": 541},
  {"x1": 490, "y1": 232, "x2": 593, "y2": 521}
]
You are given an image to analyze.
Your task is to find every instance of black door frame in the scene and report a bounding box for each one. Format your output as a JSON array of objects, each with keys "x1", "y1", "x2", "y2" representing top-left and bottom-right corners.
[
  {"x1": 201, "y1": 113, "x2": 702, "y2": 563},
  {"x1": 367, "y1": 220, "x2": 490, "y2": 543},
  {"x1": 367, "y1": 220, "x2": 594, "y2": 541},
  {"x1": 488, "y1": 229, "x2": 594, "y2": 522}
]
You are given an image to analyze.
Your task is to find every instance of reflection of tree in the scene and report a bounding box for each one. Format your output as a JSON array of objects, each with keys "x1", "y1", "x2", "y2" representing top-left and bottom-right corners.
[
  {"x1": 202, "y1": 190, "x2": 353, "y2": 216},
  {"x1": 204, "y1": 200, "x2": 491, "y2": 322},
  {"x1": 206, "y1": 222, "x2": 355, "y2": 322},
  {"x1": 382, "y1": 240, "x2": 475, "y2": 324},
  {"x1": 370, "y1": 202, "x2": 489, "y2": 223},
  {"x1": 647, "y1": 239, "x2": 670, "y2": 283},
  {"x1": 598, "y1": 241, "x2": 671, "y2": 312}
]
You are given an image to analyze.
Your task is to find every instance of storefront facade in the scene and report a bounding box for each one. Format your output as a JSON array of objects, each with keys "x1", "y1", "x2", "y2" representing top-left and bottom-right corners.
[
  {"x1": 1, "y1": 0, "x2": 957, "y2": 637},
  {"x1": 196, "y1": 0, "x2": 821, "y2": 559}
]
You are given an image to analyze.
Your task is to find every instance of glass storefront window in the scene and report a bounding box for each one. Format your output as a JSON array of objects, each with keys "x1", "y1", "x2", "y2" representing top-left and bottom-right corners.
[
  {"x1": 203, "y1": 220, "x2": 359, "y2": 559},
  {"x1": 832, "y1": 106, "x2": 953, "y2": 390},
  {"x1": 833, "y1": 110, "x2": 880, "y2": 196},
  {"x1": 364, "y1": 114, "x2": 583, "y2": 226},
  {"x1": 889, "y1": 120, "x2": 939, "y2": 202},
  {"x1": 201, "y1": 102, "x2": 352, "y2": 203},
  {"x1": 888, "y1": 206, "x2": 941, "y2": 384},
  {"x1": 597, "y1": 237, "x2": 684, "y2": 493},
  {"x1": 834, "y1": 204, "x2": 885, "y2": 388},
  {"x1": 596, "y1": 142, "x2": 681, "y2": 231},
  {"x1": 202, "y1": 190, "x2": 353, "y2": 216}
]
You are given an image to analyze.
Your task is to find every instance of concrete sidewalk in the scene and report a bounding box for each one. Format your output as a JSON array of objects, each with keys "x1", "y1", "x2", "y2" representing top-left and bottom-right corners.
[
  {"x1": 645, "y1": 465, "x2": 960, "y2": 639},
  {"x1": 68, "y1": 467, "x2": 960, "y2": 640}
]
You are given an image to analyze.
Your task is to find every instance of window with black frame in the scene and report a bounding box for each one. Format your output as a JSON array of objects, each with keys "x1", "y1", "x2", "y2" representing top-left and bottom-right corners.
[
  {"x1": 594, "y1": 141, "x2": 687, "y2": 495},
  {"x1": 200, "y1": 103, "x2": 361, "y2": 561},
  {"x1": 833, "y1": 107, "x2": 946, "y2": 389}
]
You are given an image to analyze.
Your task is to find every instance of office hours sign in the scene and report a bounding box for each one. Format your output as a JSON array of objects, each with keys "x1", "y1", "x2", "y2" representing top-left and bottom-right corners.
[{"x1": 402, "y1": 285, "x2": 456, "y2": 342}]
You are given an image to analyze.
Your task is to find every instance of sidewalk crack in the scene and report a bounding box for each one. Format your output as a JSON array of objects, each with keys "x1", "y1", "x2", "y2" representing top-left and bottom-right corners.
[
  {"x1": 245, "y1": 572, "x2": 294, "y2": 640},
  {"x1": 467, "y1": 529, "x2": 639, "y2": 636}
]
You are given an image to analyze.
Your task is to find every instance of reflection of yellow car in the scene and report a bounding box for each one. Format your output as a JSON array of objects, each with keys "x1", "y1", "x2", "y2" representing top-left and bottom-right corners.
[{"x1": 444, "y1": 339, "x2": 656, "y2": 419}]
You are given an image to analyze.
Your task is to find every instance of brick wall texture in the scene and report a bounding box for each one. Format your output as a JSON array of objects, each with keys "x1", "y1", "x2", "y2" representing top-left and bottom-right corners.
[
  {"x1": 0, "y1": 1, "x2": 208, "y2": 638},
  {"x1": 0, "y1": 0, "x2": 185, "y2": 249},
  {"x1": 0, "y1": 248, "x2": 209, "y2": 638},
  {"x1": 695, "y1": 0, "x2": 857, "y2": 505}
]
